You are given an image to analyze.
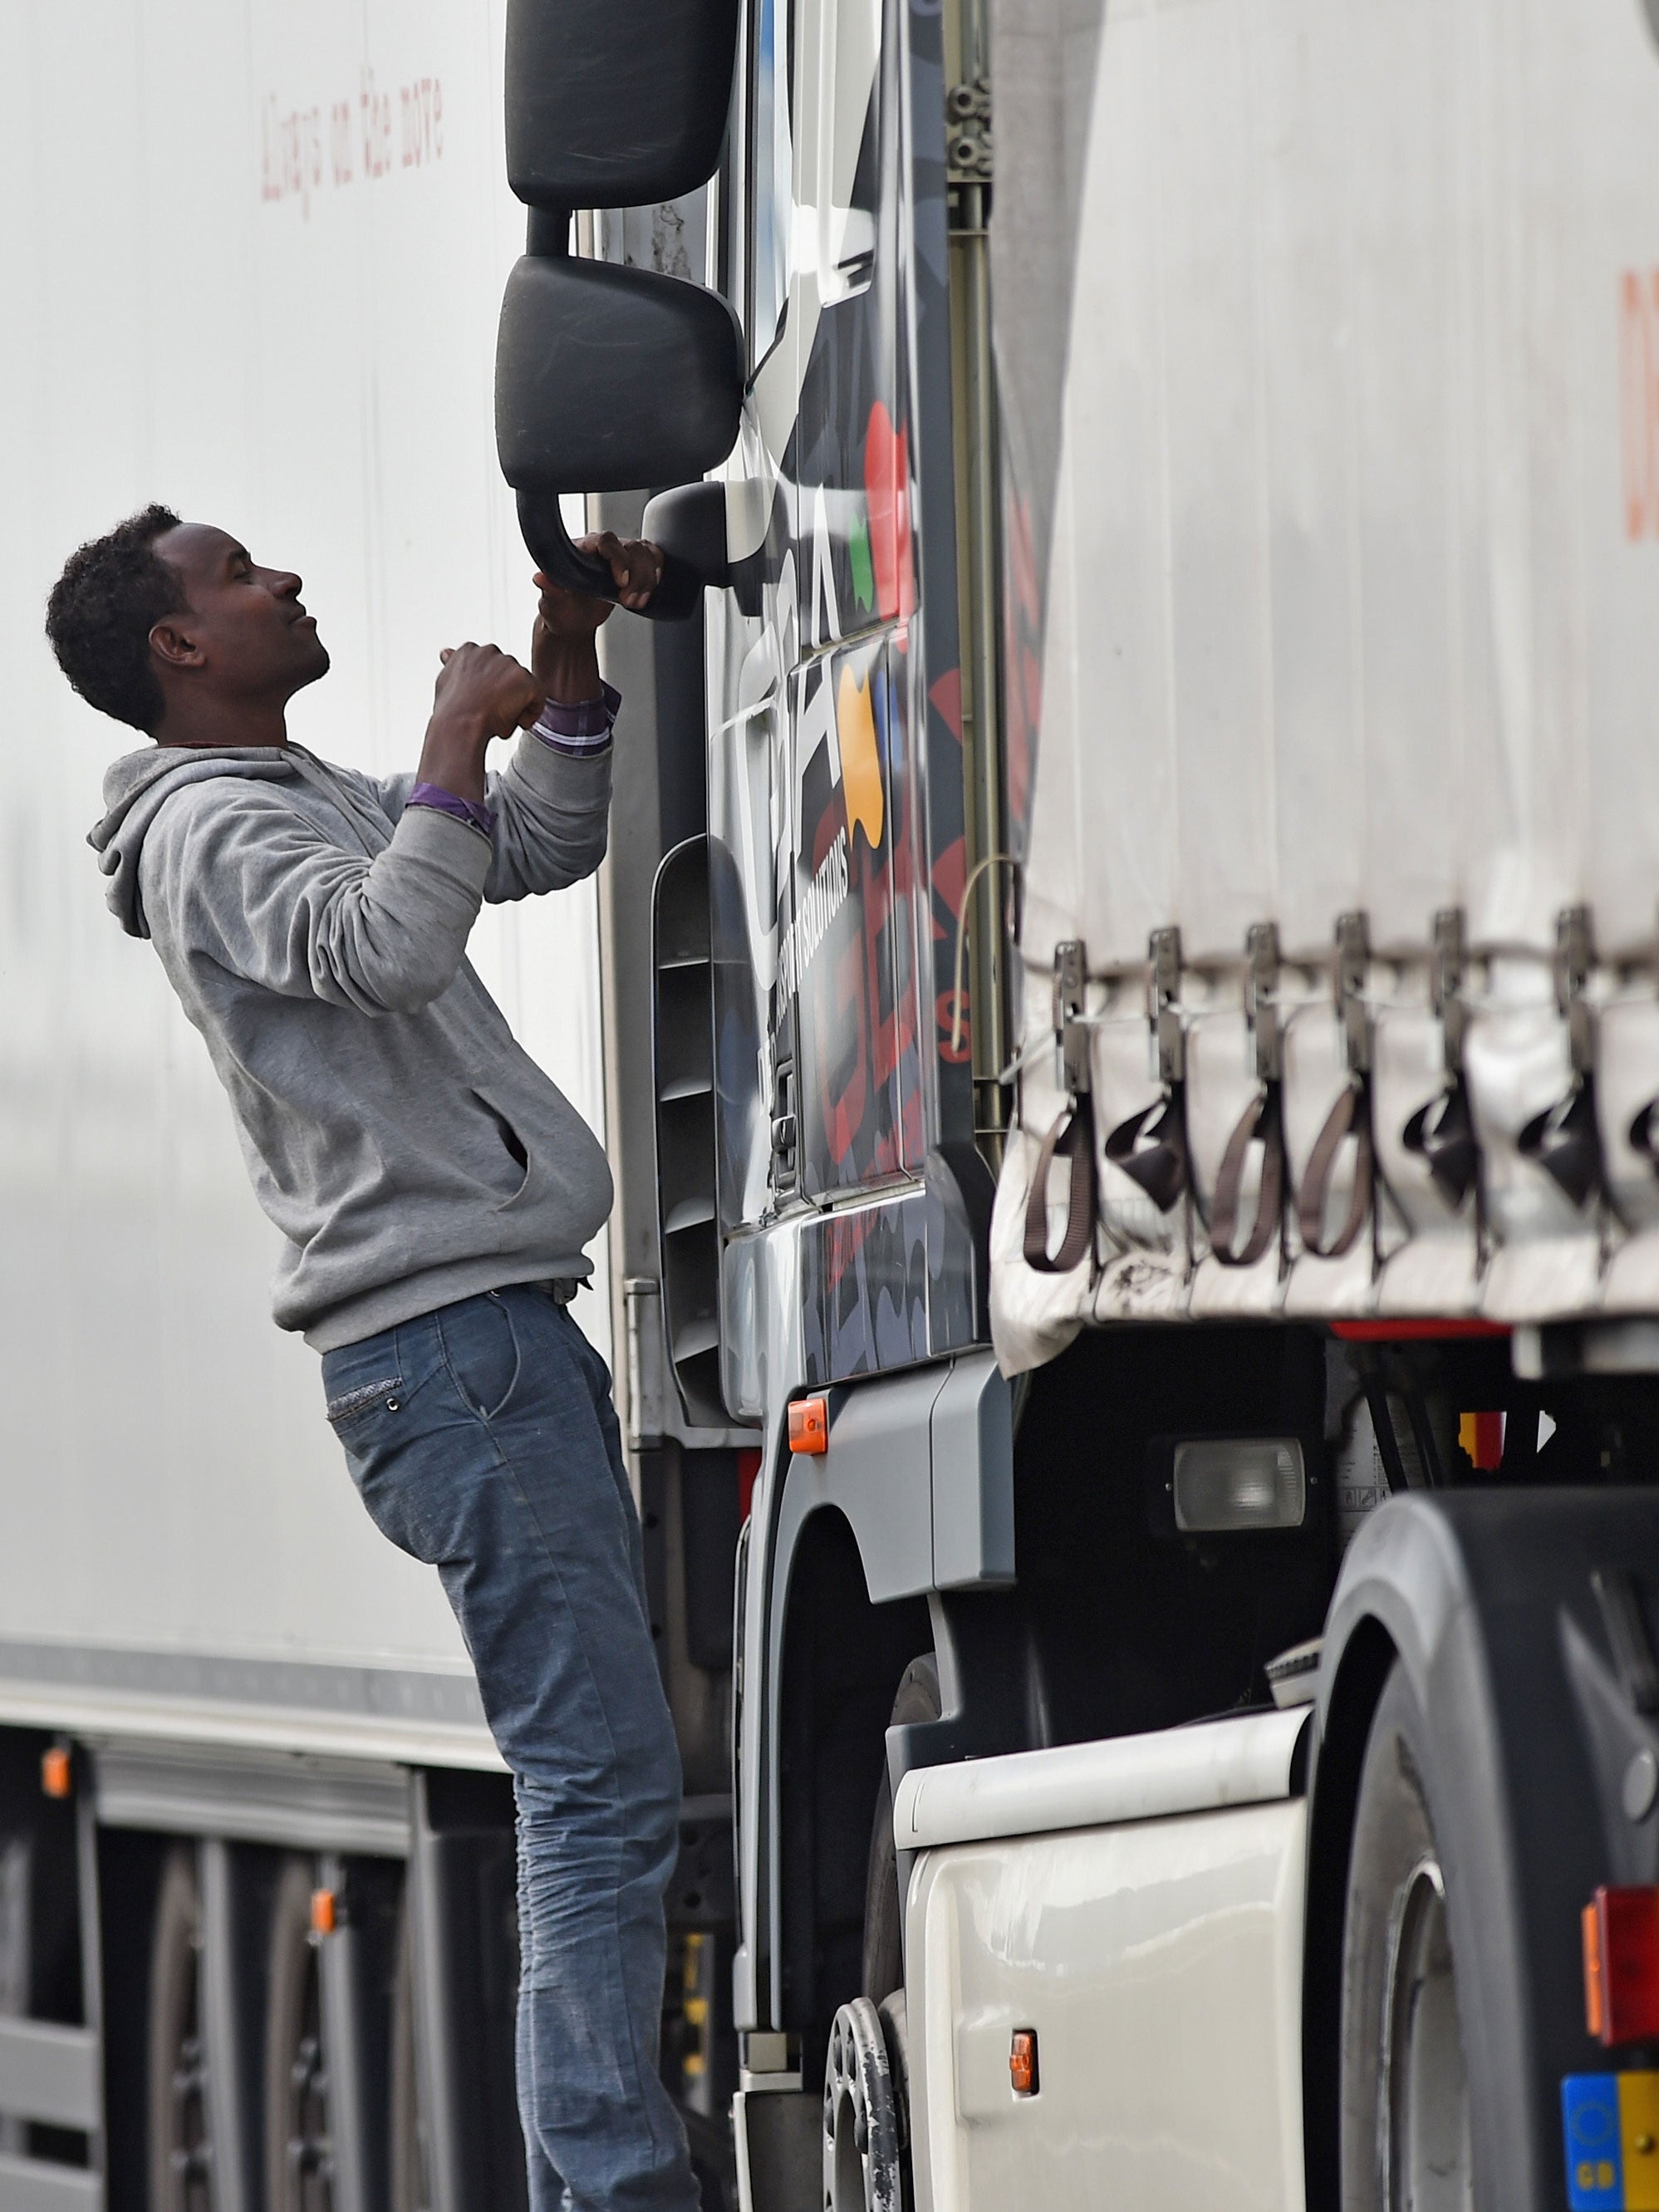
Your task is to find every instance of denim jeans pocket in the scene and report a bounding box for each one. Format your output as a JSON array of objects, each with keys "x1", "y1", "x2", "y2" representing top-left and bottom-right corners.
[
  {"x1": 325, "y1": 1374, "x2": 404, "y2": 1428},
  {"x1": 441, "y1": 1291, "x2": 523, "y2": 1423}
]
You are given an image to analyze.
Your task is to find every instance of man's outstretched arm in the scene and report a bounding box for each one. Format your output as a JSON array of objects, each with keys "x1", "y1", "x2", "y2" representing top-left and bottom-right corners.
[
  {"x1": 386, "y1": 533, "x2": 663, "y2": 904},
  {"x1": 160, "y1": 644, "x2": 548, "y2": 1015}
]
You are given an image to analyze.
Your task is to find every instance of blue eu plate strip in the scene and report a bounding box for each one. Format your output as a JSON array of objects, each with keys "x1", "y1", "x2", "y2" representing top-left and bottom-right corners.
[{"x1": 1564, "y1": 2075, "x2": 1630, "y2": 2211}]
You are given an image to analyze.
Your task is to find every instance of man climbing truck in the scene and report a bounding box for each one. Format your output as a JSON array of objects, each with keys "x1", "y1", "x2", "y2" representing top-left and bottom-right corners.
[
  {"x1": 9, "y1": 0, "x2": 1659, "y2": 2207},
  {"x1": 501, "y1": 0, "x2": 1659, "y2": 2206}
]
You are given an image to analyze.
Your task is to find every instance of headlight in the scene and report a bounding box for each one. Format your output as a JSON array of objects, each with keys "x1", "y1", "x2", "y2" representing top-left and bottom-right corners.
[{"x1": 1171, "y1": 1438, "x2": 1307, "y2": 1533}]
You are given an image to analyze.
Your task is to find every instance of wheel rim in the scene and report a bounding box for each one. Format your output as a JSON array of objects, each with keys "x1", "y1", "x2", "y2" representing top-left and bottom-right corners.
[
  {"x1": 1381, "y1": 1856, "x2": 1472, "y2": 2212},
  {"x1": 823, "y1": 1997, "x2": 902, "y2": 2212},
  {"x1": 831, "y1": 2082, "x2": 866, "y2": 2211}
]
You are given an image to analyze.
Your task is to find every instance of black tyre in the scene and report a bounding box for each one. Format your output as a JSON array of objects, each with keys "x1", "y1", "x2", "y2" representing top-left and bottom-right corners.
[
  {"x1": 147, "y1": 1845, "x2": 213, "y2": 2212},
  {"x1": 837, "y1": 1655, "x2": 936, "y2": 2212},
  {"x1": 1340, "y1": 1662, "x2": 1474, "y2": 2212},
  {"x1": 265, "y1": 1856, "x2": 333, "y2": 2212},
  {"x1": 860, "y1": 1657, "x2": 940, "y2": 2007}
]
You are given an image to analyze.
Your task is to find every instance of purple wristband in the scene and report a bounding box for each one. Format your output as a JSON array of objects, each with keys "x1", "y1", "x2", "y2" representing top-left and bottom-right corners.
[
  {"x1": 406, "y1": 782, "x2": 497, "y2": 840},
  {"x1": 532, "y1": 680, "x2": 621, "y2": 754}
]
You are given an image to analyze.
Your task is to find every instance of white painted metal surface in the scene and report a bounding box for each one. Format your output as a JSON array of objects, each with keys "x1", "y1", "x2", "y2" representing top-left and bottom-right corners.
[
  {"x1": 0, "y1": 2, "x2": 611, "y2": 1751},
  {"x1": 907, "y1": 1796, "x2": 1308, "y2": 2211},
  {"x1": 895, "y1": 1706, "x2": 1308, "y2": 1848},
  {"x1": 991, "y1": 0, "x2": 1659, "y2": 1364}
]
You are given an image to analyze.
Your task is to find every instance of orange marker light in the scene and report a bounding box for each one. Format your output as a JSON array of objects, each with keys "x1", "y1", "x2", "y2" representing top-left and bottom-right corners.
[
  {"x1": 1009, "y1": 2029, "x2": 1038, "y2": 2096},
  {"x1": 41, "y1": 1746, "x2": 71, "y2": 1801},
  {"x1": 1586, "y1": 1900, "x2": 1608, "y2": 2040},
  {"x1": 788, "y1": 1396, "x2": 829, "y2": 1456},
  {"x1": 310, "y1": 1888, "x2": 337, "y2": 1937}
]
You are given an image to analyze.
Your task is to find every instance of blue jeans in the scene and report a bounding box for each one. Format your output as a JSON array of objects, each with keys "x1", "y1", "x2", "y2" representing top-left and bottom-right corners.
[{"x1": 321, "y1": 1286, "x2": 698, "y2": 2211}]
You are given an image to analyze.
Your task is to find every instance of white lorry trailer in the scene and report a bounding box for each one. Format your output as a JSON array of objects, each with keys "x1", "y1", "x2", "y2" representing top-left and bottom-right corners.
[
  {"x1": 1, "y1": 9, "x2": 744, "y2": 2209},
  {"x1": 12, "y1": 0, "x2": 1659, "y2": 2210}
]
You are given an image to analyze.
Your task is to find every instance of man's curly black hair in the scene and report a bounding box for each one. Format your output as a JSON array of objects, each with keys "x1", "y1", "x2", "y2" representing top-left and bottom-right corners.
[{"x1": 45, "y1": 505, "x2": 185, "y2": 734}]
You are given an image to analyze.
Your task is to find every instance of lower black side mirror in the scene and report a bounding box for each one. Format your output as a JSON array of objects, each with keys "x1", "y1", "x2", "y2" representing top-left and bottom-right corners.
[
  {"x1": 641, "y1": 481, "x2": 731, "y2": 588},
  {"x1": 496, "y1": 239, "x2": 743, "y2": 623}
]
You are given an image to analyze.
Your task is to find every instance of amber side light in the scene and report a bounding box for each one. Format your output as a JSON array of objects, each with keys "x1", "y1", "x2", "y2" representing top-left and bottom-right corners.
[
  {"x1": 1586, "y1": 1900, "x2": 1607, "y2": 2040},
  {"x1": 40, "y1": 1745, "x2": 71, "y2": 1801},
  {"x1": 788, "y1": 1396, "x2": 829, "y2": 1456},
  {"x1": 311, "y1": 1888, "x2": 337, "y2": 1937},
  {"x1": 1009, "y1": 2028, "x2": 1039, "y2": 2096}
]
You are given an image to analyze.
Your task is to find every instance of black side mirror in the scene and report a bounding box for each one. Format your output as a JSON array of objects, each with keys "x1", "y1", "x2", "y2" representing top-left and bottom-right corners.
[
  {"x1": 497, "y1": 249, "x2": 743, "y2": 618},
  {"x1": 641, "y1": 481, "x2": 731, "y2": 589},
  {"x1": 506, "y1": 0, "x2": 739, "y2": 211},
  {"x1": 497, "y1": 0, "x2": 744, "y2": 621}
]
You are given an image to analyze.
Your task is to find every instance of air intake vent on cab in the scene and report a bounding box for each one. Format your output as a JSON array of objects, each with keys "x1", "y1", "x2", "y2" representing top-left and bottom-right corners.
[{"x1": 651, "y1": 837, "x2": 726, "y2": 1426}]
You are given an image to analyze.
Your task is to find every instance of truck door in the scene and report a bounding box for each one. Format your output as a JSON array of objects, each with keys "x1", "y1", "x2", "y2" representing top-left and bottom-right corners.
[{"x1": 712, "y1": 0, "x2": 925, "y2": 1240}]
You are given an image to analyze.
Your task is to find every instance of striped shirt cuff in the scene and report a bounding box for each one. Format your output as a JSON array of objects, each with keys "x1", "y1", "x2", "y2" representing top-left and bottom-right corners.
[
  {"x1": 406, "y1": 782, "x2": 496, "y2": 840},
  {"x1": 532, "y1": 681, "x2": 621, "y2": 755}
]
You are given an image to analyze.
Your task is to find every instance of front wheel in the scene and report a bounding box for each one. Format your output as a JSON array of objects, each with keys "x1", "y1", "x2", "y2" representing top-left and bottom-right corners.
[
  {"x1": 823, "y1": 1996, "x2": 904, "y2": 2212},
  {"x1": 1340, "y1": 1663, "x2": 1474, "y2": 2212},
  {"x1": 828, "y1": 1655, "x2": 937, "y2": 2212},
  {"x1": 860, "y1": 1657, "x2": 940, "y2": 2008}
]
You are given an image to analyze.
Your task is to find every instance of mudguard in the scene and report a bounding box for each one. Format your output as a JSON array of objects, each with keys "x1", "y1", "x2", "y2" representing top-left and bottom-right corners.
[{"x1": 1313, "y1": 1490, "x2": 1659, "y2": 2212}]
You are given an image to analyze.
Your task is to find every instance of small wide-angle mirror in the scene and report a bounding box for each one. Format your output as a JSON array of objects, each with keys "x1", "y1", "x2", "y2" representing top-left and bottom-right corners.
[
  {"x1": 642, "y1": 482, "x2": 731, "y2": 587},
  {"x1": 506, "y1": 0, "x2": 741, "y2": 210}
]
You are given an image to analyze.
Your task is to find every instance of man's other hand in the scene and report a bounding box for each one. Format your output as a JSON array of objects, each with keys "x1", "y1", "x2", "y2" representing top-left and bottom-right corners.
[
  {"x1": 434, "y1": 644, "x2": 543, "y2": 739},
  {"x1": 420, "y1": 644, "x2": 542, "y2": 803}
]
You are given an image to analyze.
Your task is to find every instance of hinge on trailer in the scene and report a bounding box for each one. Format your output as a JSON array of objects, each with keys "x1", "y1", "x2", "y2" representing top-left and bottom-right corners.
[
  {"x1": 1053, "y1": 940, "x2": 1090, "y2": 1095},
  {"x1": 1337, "y1": 911, "x2": 1372, "y2": 1074},
  {"x1": 1151, "y1": 927, "x2": 1184, "y2": 1084},
  {"x1": 1432, "y1": 908, "x2": 1469, "y2": 1075},
  {"x1": 1557, "y1": 905, "x2": 1597, "y2": 1078},
  {"x1": 945, "y1": 77, "x2": 993, "y2": 185},
  {"x1": 1246, "y1": 922, "x2": 1283, "y2": 1083}
]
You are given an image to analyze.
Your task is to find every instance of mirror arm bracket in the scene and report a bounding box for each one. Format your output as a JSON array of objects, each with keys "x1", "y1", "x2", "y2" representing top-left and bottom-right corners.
[
  {"x1": 515, "y1": 489, "x2": 702, "y2": 622},
  {"x1": 526, "y1": 204, "x2": 573, "y2": 258}
]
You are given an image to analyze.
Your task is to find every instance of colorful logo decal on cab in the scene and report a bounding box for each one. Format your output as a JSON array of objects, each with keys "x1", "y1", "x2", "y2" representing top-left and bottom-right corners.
[
  {"x1": 837, "y1": 664, "x2": 885, "y2": 853},
  {"x1": 863, "y1": 401, "x2": 914, "y2": 622}
]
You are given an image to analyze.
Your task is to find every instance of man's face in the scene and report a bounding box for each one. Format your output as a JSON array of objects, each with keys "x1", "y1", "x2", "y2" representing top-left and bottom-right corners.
[{"x1": 153, "y1": 523, "x2": 330, "y2": 703}]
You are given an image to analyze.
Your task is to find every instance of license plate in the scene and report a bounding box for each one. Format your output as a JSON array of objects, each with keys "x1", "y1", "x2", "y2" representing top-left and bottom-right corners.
[{"x1": 1563, "y1": 2073, "x2": 1659, "y2": 2210}]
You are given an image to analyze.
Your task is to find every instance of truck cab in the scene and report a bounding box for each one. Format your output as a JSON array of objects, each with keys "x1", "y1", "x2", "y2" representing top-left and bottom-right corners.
[{"x1": 498, "y1": 0, "x2": 1659, "y2": 2207}]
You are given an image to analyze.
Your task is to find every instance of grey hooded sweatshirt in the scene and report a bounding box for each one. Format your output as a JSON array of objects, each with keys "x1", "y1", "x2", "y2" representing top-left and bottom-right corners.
[{"x1": 88, "y1": 730, "x2": 615, "y2": 1350}]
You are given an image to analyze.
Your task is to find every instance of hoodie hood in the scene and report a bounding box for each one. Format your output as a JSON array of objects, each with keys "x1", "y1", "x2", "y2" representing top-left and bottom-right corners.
[{"x1": 88, "y1": 745, "x2": 297, "y2": 937}]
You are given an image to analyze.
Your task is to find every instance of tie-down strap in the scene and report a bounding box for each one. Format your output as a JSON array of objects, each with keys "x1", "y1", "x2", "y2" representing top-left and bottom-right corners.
[
  {"x1": 1023, "y1": 1094, "x2": 1098, "y2": 1274},
  {"x1": 1209, "y1": 1084, "x2": 1285, "y2": 1267},
  {"x1": 1296, "y1": 1079, "x2": 1374, "y2": 1259}
]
